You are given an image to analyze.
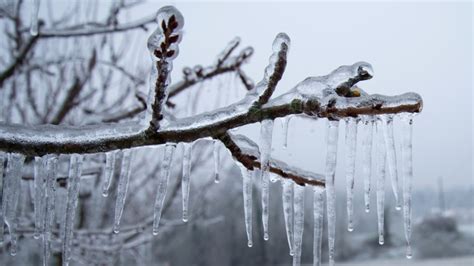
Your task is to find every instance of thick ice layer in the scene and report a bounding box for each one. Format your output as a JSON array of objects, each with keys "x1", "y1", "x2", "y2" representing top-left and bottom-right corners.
[
  {"x1": 44, "y1": 155, "x2": 58, "y2": 265},
  {"x1": 381, "y1": 115, "x2": 401, "y2": 210},
  {"x1": 181, "y1": 143, "x2": 192, "y2": 222},
  {"x1": 293, "y1": 185, "x2": 305, "y2": 266},
  {"x1": 3, "y1": 153, "x2": 25, "y2": 256},
  {"x1": 281, "y1": 179, "x2": 294, "y2": 255},
  {"x1": 362, "y1": 117, "x2": 374, "y2": 212},
  {"x1": 375, "y1": 120, "x2": 386, "y2": 245},
  {"x1": 400, "y1": 113, "x2": 414, "y2": 258},
  {"x1": 213, "y1": 141, "x2": 220, "y2": 183},
  {"x1": 238, "y1": 163, "x2": 253, "y2": 247},
  {"x1": 344, "y1": 118, "x2": 358, "y2": 232},
  {"x1": 62, "y1": 154, "x2": 83, "y2": 265},
  {"x1": 113, "y1": 149, "x2": 134, "y2": 233},
  {"x1": 260, "y1": 119, "x2": 274, "y2": 240},
  {"x1": 33, "y1": 156, "x2": 46, "y2": 239},
  {"x1": 313, "y1": 187, "x2": 324, "y2": 266},
  {"x1": 153, "y1": 144, "x2": 176, "y2": 235},
  {"x1": 30, "y1": 0, "x2": 40, "y2": 36},
  {"x1": 102, "y1": 151, "x2": 117, "y2": 197},
  {"x1": 325, "y1": 120, "x2": 339, "y2": 266},
  {"x1": 215, "y1": 37, "x2": 240, "y2": 66}
]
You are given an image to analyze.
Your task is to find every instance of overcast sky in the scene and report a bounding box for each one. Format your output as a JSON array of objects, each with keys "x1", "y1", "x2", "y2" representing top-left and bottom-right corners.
[{"x1": 36, "y1": 1, "x2": 473, "y2": 190}]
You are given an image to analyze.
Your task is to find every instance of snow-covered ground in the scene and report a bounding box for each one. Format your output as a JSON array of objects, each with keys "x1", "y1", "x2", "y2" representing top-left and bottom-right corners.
[{"x1": 326, "y1": 256, "x2": 474, "y2": 266}]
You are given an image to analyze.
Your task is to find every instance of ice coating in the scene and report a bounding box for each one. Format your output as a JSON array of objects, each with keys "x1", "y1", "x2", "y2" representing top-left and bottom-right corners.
[
  {"x1": 238, "y1": 163, "x2": 253, "y2": 247},
  {"x1": 260, "y1": 119, "x2": 274, "y2": 240},
  {"x1": 62, "y1": 154, "x2": 83, "y2": 265},
  {"x1": 102, "y1": 151, "x2": 117, "y2": 197},
  {"x1": 181, "y1": 143, "x2": 192, "y2": 222},
  {"x1": 215, "y1": 37, "x2": 241, "y2": 66},
  {"x1": 3, "y1": 153, "x2": 25, "y2": 256},
  {"x1": 281, "y1": 116, "x2": 291, "y2": 149},
  {"x1": 325, "y1": 120, "x2": 339, "y2": 266},
  {"x1": 213, "y1": 140, "x2": 220, "y2": 183},
  {"x1": 313, "y1": 187, "x2": 325, "y2": 266},
  {"x1": 292, "y1": 184, "x2": 305, "y2": 266},
  {"x1": 344, "y1": 118, "x2": 358, "y2": 232},
  {"x1": 30, "y1": 0, "x2": 40, "y2": 36},
  {"x1": 113, "y1": 149, "x2": 134, "y2": 233},
  {"x1": 290, "y1": 61, "x2": 373, "y2": 100},
  {"x1": 281, "y1": 179, "x2": 294, "y2": 255},
  {"x1": 400, "y1": 113, "x2": 414, "y2": 259},
  {"x1": 153, "y1": 144, "x2": 176, "y2": 235},
  {"x1": 381, "y1": 115, "x2": 401, "y2": 210},
  {"x1": 362, "y1": 116, "x2": 374, "y2": 212},
  {"x1": 375, "y1": 120, "x2": 386, "y2": 245},
  {"x1": 0, "y1": 152, "x2": 5, "y2": 244},
  {"x1": 44, "y1": 155, "x2": 58, "y2": 265}
]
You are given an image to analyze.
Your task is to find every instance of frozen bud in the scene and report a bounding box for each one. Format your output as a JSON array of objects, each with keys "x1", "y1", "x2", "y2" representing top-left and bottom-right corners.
[{"x1": 156, "y1": 6, "x2": 185, "y2": 31}]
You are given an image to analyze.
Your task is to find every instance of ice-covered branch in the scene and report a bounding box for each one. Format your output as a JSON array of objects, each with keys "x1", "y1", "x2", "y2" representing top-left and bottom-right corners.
[
  {"x1": 217, "y1": 132, "x2": 325, "y2": 187},
  {"x1": 166, "y1": 38, "x2": 254, "y2": 102},
  {"x1": 0, "y1": 90, "x2": 422, "y2": 156},
  {"x1": 0, "y1": 35, "x2": 39, "y2": 88}
]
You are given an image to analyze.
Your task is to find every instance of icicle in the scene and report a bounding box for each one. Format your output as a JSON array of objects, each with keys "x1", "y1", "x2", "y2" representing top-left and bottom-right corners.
[
  {"x1": 213, "y1": 141, "x2": 220, "y2": 183},
  {"x1": 400, "y1": 114, "x2": 414, "y2": 259},
  {"x1": 62, "y1": 154, "x2": 83, "y2": 266},
  {"x1": 0, "y1": 152, "x2": 5, "y2": 245},
  {"x1": 281, "y1": 116, "x2": 291, "y2": 149},
  {"x1": 3, "y1": 153, "x2": 25, "y2": 256},
  {"x1": 153, "y1": 144, "x2": 176, "y2": 235},
  {"x1": 102, "y1": 151, "x2": 117, "y2": 197},
  {"x1": 238, "y1": 163, "x2": 253, "y2": 247},
  {"x1": 43, "y1": 154, "x2": 58, "y2": 265},
  {"x1": 362, "y1": 117, "x2": 374, "y2": 213},
  {"x1": 325, "y1": 120, "x2": 339, "y2": 266},
  {"x1": 281, "y1": 179, "x2": 294, "y2": 256},
  {"x1": 113, "y1": 149, "x2": 134, "y2": 234},
  {"x1": 313, "y1": 187, "x2": 324, "y2": 266},
  {"x1": 181, "y1": 143, "x2": 192, "y2": 222},
  {"x1": 375, "y1": 120, "x2": 386, "y2": 245},
  {"x1": 381, "y1": 115, "x2": 401, "y2": 210},
  {"x1": 292, "y1": 184, "x2": 305, "y2": 266},
  {"x1": 30, "y1": 0, "x2": 40, "y2": 36},
  {"x1": 33, "y1": 156, "x2": 47, "y2": 239},
  {"x1": 260, "y1": 119, "x2": 274, "y2": 240},
  {"x1": 344, "y1": 118, "x2": 358, "y2": 232}
]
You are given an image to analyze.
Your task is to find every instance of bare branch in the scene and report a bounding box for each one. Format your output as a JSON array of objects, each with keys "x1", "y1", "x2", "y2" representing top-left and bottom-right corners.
[{"x1": 0, "y1": 35, "x2": 39, "y2": 88}]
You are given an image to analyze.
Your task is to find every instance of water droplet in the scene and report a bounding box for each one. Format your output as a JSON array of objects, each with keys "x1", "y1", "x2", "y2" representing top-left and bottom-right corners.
[
  {"x1": 102, "y1": 191, "x2": 109, "y2": 197},
  {"x1": 347, "y1": 225, "x2": 354, "y2": 232},
  {"x1": 182, "y1": 217, "x2": 188, "y2": 223},
  {"x1": 365, "y1": 207, "x2": 370, "y2": 213},
  {"x1": 113, "y1": 228, "x2": 120, "y2": 234},
  {"x1": 289, "y1": 251, "x2": 294, "y2": 256},
  {"x1": 406, "y1": 245, "x2": 413, "y2": 259},
  {"x1": 152, "y1": 230, "x2": 159, "y2": 236},
  {"x1": 263, "y1": 233, "x2": 269, "y2": 241},
  {"x1": 395, "y1": 205, "x2": 402, "y2": 211},
  {"x1": 247, "y1": 241, "x2": 253, "y2": 247},
  {"x1": 33, "y1": 233, "x2": 41, "y2": 239},
  {"x1": 379, "y1": 239, "x2": 384, "y2": 245}
]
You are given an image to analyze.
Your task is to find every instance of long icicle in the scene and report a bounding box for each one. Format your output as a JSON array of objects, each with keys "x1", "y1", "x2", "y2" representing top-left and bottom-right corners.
[
  {"x1": 0, "y1": 152, "x2": 6, "y2": 245},
  {"x1": 292, "y1": 184, "x2": 305, "y2": 266},
  {"x1": 381, "y1": 115, "x2": 401, "y2": 210},
  {"x1": 113, "y1": 149, "x2": 134, "y2": 233},
  {"x1": 3, "y1": 153, "x2": 25, "y2": 256},
  {"x1": 313, "y1": 187, "x2": 325, "y2": 266},
  {"x1": 401, "y1": 114, "x2": 414, "y2": 258},
  {"x1": 181, "y1": 143, "x2": 192, "y2": 222},
  {"x1": 362, "y1": 116, "x2": 374, "y2": 212},
  {"x1": 238, "y1": 163, "x2": 253, "y2": 247},
  {"x1": 62, "y1": 154, "x2": 84, "y2": 266},
  {"x1": 282, "y1": 116, "x2": 291, "y2": 149},
  {"x1": 375, "y1": 119, "x2": 387, "y2": 245},
  {"x1": 260, "y1": 119, "x2": 274, "y2": 241},
  {"x1": 213, "y1": 140, "x2": 220, "y2": 183},
  {"x1": 153, "y1": 144, "x2": 176, "y2": 235},
  {"x1": 325, "y1": 120, "x2": 339, "y2": 266},
  {"x1": 344, "y1": 118, "x2": 358, "y2": 232},
  {"x1": 281, "y1": 179, "x2": 294, "y2": 256},
  {"x1": 43, "y1": 154, "x2": 58, "y2": 265},
  {"x1": 102, "y1": 151, "x2": 117, "y2": 197},
  {"x1": 33, "y1": 156, "x2": 46, "y2": 239}
]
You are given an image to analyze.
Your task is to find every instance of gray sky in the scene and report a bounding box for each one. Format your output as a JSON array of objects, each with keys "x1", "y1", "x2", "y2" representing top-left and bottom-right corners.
[{"x1": 40, "y1": 1, "x2": 473, "y2": 190}]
